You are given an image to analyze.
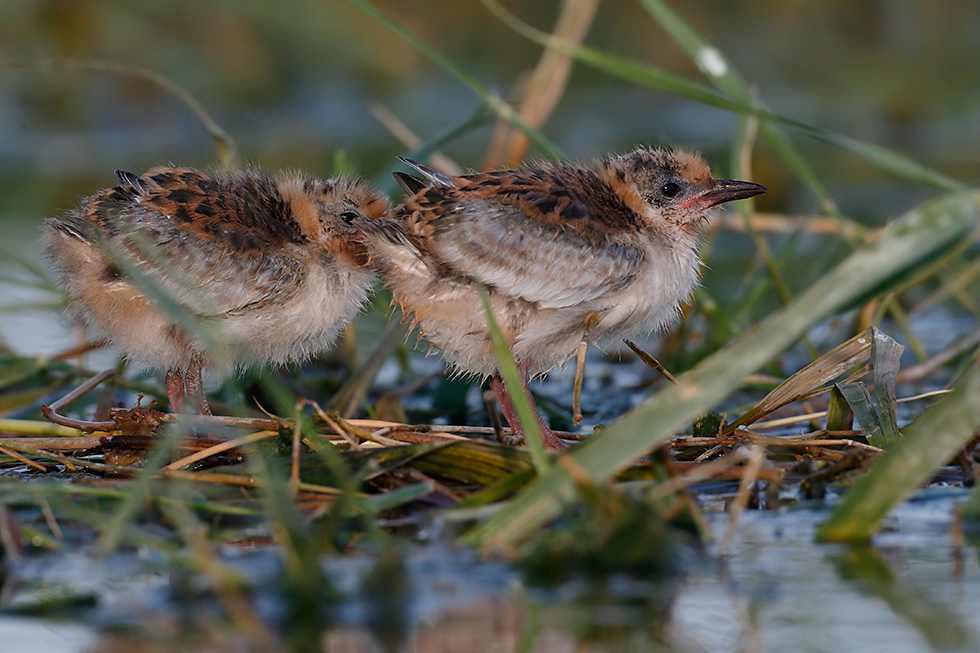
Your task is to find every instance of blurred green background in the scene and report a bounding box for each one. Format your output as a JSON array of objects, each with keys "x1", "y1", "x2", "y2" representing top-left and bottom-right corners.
[{"x1": 2, "y1": 0, "x2": 979, "y2": 355}]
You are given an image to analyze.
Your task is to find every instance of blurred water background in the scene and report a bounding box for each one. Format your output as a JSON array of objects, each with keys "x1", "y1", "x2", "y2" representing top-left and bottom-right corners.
[
  {"x1": 2, "y1": 2, "x2": 979, "y2": 345},
  {"x1": 2, "y1": 3, "x2": 980, "y2": 651}
]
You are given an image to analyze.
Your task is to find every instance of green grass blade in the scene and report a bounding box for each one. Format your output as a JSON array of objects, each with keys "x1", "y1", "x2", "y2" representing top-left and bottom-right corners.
[
  {"x1": 834, "y1": 546, "x2": 976, "y2": 649},
  {"x1": 0, "y1": 418, "x2": 85, "y2": 437},
  {"x1": 479, "y1": 0, "x2": 734, "y2": 109},
  {"x1": 346, "y1": 0, "x2": 562, "y2": 160},
  {"x1": 636, "y1": 0, "x2": 748, "y2": 93},
  {"x1": 479, "y1": 286, "x2": 550, "y2": 471},
  {"x1": 359, "y1": 481, "x2": 437, "y2": 515},
  {"x1": 464, "y1": 192, "x2": 980, "y2": 549},
  {"x1": 757, "y1": 122, "x2": 840, "y2": 215},
  {"x1": 870, "y1": 329, "x2": 904, "y2": 447},
  {"x1": 411, "y1": 440, "x2": 534, "y2": 485},
  {"x1": 0, "y1": 479, "x2": 259, "y2": 516},
  {"x1": 1, "y1": 59, "x2": 237, "y2": 167},
  {"x1": 787, "y1": 123, "x2": 967, "y2": 193},
  {"x1": 327, "y1": 321, "x2": 409, "y2": 417},
  {"x1": 478, "y1": 0, "x2": 964, "y2": 193},
  {"x1": 373, "y1": 104, "x2": 494, "y2": 195},
  {"x1": 725, "y1": 326, "x2": 875, "y2": 433},
  {"x1": 0, "y1": 241, "x2": 57, "y2": 288},
  {"x1": 826, "y1": 385, "x2": 855, "y2": 432},
  {"x1": 636, "y1": 0, "x2": 966, "y2": 194},
  {"x1": 0, "y1": 357, "x2": 49, "y2": 390},
  {"x1": 837, "y1": 382, "x2": 885, "y2": 448},
  {"x1": 818, "y1": 356, "x2": 980, "y2": 542}
]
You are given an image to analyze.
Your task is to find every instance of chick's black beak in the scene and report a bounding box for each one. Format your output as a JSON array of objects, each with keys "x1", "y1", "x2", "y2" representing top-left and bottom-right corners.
[{"x1": 694, "y1": 179, "x2": 768, "y2": 209}]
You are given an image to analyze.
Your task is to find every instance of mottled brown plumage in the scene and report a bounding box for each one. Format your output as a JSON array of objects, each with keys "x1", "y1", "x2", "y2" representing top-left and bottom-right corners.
[
  {"x1": 365, "y1": 148, "x2": 766, "y2": 449},
  {"x1": 44, "y1": 166, "x2": 388, "y2": 414}
]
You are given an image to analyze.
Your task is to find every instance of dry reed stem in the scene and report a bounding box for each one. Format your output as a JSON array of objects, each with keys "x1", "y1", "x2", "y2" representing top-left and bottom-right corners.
[
  {"x1": 572, "y1": 340, "x2": 588, "y2": 427},
  {"x1": 162, "y1": 468, "x2": 343, "y2": 495},
  {"x1": 650, "y1": 449, "x2": 753, "y2": 501},
  {"x1": 896, "y1": 329, "x2": 980, "y2": 384},
  {"x1": 41, "y1": 369, "x2": 118, "y2": 431},
  {"x1": 743, "y1": 430, "x2": 884, "y2": 454},
  {"x1": 163, "y1": 430, "x2": 278, "y2": 471},
  {"x1": 0, "y1": 444, "x2": 48, "y2": 471},
  {"x1": 369, "y1": 102, "x2": 462, "y2": 175},
  {"x1": 720, "y1": 445, "x2": 766, "y2": 555},
  {"x1": 290, "y1": 406, "x2": 303, "y2": 499},
  {"x1": 747, "y1": 389, "x2": 948, "y2": 431},
  {"x1": 483, "y1": 0, "x2": 599, "y2": 168},
  {"x1": 623, "y1": 339, "x2": 679, "y2": 384},
  {"x1": 344, "y1": 420, "x2": 404, "y2": 447},
  {"x1": 50, "y1": 339, "x2": 107, "y2": 361},
  {"x1": 694, "y1": 445, "x2": 722, "y2": 462},
  {"x1": 40, "y1": 498, "x2": 63, "y2": 540},
  {"x1": 0, "y1": 440, "x2": 138, "y2": 475}
]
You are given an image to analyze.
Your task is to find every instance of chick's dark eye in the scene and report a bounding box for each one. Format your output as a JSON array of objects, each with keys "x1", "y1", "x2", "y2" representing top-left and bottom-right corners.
[
  {"x1": 661, "y1": 182, "x2": 681, "y2": 198},
  {"x1": 339, "y1": 211, "x2": 360, "y2": 224}
]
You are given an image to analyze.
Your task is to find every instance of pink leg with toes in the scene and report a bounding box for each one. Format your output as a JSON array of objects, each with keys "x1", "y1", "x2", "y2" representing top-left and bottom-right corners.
[
  {"x1": 166, "y1": 368, "x2": 185, "y2": 414},
  {"x1": 184, "y1": 352, "x2": 212, "y2": 416},
  {"x1": 489, "y1": 371, "x2": 569, "y2": 450}
]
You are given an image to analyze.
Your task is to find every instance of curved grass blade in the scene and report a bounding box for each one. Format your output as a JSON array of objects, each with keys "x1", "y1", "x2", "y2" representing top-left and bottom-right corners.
[
  {"x1": 725, "y1": 326, "x2": 875, "y2": 433},
  {"x1": 0, "y1": 242, "x2": 58, "y2": 290},
  {"x1": 327, "y1": 321, "x2": 409, "y2": 417},
  {"x1": 345, "y1": 0, "x2": 562, "y2": 160},
  {"x1": 373, "y1": 104, "x2": 495, "y2": 195},
  {"x1": 480, "y1": 0, "x2": 732, "y2": 108},
  {"x1": 818, "y1": 355, "x2": 980, "y2": 542},
  {"x1": 298, "y1": 441, "x2": 451, "y2": 486},
  {"x1": 410, "y1": 440, "x2": 534, "y2": 486},
  {"x1": 638, "y1": 0, "x2": 966, "y2": 193},
  {"x1": 0, "y1": 356, "x2": 53, "y2": 390},
  {"x1": 360, "y1": 482, "x2": 438, "y2": 515},
  {"x1": 828, "y1": 381, "x2": 898, "y2": 449},
  {"x1": 635, "y1": 0, "x2": 841, "y2": 215},
  {"x1": 477, "y1": 0, "x2": 965, "y2": 193},
  {"x1": 0, "y1": 479, "x2": 259, "y2": 516},
  {"x1": 826, "y1": 385, "x2": 855, "y2": 432},
  {"x1": 465, "y1": 192, "x2": 980, "y2": 549},
  {"x1": 727, "y1": 111, "x2": 827, "y2": 333},
  {"x1": 1, "y1": 59, "x2": 237, "y2": 167},
  {"x1": 869, "y1": 328, "x2": 904, "y2": 447},
  {"x1": 837, "y1": 382, "x2": 885, "y2": 448}
]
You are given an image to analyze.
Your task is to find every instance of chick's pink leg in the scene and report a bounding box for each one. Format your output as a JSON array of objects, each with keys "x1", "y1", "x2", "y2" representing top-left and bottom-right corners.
[
  {"x1": 166, "y1": 368, "x2": 185, "y2": 413},
  {"x1": 184, "y1": 352, "x2": 212, "y2": 416},
  {"x1": 489, "y1": 371, "x2": 569, "y2": 450}
]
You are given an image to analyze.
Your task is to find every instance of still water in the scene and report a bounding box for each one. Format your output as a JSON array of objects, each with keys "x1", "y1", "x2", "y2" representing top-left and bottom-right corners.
[
  {"x1": 0, "y1": 488, "x2": 974, "y2": 653},
  {"x1": 1, "y1": 208, "x2": 978, "y2": 652}
]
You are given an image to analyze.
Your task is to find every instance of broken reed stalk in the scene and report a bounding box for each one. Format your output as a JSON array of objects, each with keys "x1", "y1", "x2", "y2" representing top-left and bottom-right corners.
[
  {"x1": 719, "y1": 445, "x2": 766, "y2": 555},
  {"x1": 163, "y1": 430, "x2": 278, "y2": 471},
  {"x1": 623, "y1": 339, "x2": 679, "y2": 384},
  {"x1": 572, "y1": 311, "x2": 601, "y2": 427},
  {"x1": 41, "y1": 369, "x2": 118, "y2": 431}
]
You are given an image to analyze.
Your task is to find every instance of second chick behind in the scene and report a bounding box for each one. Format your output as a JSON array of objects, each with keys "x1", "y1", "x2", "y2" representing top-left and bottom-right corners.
[{"x1": 44, "y1": 167, "x2": 388, "y2": 414}]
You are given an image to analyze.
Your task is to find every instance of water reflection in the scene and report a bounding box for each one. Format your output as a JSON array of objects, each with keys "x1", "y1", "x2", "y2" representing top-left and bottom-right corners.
[{"x1": 1, "y1": 490, "x2": 975, "y2": 652}]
